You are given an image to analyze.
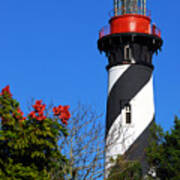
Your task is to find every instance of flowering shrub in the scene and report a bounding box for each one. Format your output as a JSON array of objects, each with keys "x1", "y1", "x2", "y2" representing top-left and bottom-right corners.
[{"x1": 0, "y1": 85, "x2": 71, "y2": 179}]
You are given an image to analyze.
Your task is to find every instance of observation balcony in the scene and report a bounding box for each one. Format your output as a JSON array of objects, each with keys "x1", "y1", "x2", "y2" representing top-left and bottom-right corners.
[{"x1": 99, "y1": 22, "x2": 161, "y2": 39}]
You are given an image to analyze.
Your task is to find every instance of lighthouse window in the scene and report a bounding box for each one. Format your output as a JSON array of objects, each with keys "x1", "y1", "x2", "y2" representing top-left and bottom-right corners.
[
  {"x1": 124, "y1": 45, "x2": 132, "y2": 61},
  {"x1": 114, "y1": 0, "x2": 146, "y2": 16},
  {"x1": 125, "y1": 104, "x2": 131, "y2": 124}
]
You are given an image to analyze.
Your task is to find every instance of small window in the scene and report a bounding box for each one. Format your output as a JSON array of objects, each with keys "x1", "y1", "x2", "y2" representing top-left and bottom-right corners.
[
  {"x1": 125, "y1": 104, "x2": 131, "y2": 124},
  {"x1": 124, "y1": 45, "x2": 132, "y2": 61}
]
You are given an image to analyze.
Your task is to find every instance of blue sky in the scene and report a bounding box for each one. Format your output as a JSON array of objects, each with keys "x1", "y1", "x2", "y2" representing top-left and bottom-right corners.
[{"x1": 0, "y1": 0, "x2": 179, "y2": 131}]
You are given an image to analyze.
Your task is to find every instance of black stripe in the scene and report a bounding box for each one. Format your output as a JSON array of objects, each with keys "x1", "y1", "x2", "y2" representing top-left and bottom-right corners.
[
  {"x1": 106, "y1": 64, "x2": 153, "y2": 137},
  {"x1": 124, "y1": 118, "x2": 155, "y2": 175}
]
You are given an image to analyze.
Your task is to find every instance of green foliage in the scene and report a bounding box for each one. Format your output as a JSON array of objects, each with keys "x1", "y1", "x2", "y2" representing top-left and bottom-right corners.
[
  {"x1": 146, "y1": 117, "x2": 180, "y2": 180},
  {"x1": 107, "y1": 155, "x2": 143, "y2": 180},
  {"x1": 0, "y1": 86, "x2": 69, "y2": 179}
]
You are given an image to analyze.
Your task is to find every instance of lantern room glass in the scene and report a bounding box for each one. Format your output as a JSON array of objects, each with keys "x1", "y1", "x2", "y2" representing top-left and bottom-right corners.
[{"x1": 114, "y1": 0, "x2": 146, "y2": 16}]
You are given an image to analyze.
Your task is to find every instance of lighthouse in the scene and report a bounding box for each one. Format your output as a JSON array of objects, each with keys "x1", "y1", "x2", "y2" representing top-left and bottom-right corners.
[{"x1": 97, "y1": 0, "x2": 162, "y2": 175}]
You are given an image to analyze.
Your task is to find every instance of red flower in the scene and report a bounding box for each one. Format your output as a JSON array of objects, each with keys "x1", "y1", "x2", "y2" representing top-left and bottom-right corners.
[
  {"x1": 33, "y1": 100, "x2": 46, "y2": 112},
  {"x1": 14, "y1": 108, "x2": 26, "y2": 123},
  {"x1": 29, "y1": 111, "x2": 36, "y2": 119},
  {"x1": 36, "y1": 115, "x2": 46, "y2": 121},
  {"x1": 59, "y1": 111, "x2": 71, "y2": 120},
  {"x1": 53, "y1": 105, "x2": 71, "y2": 125},
  {"x1": 58, "y1": 105, "x2": 63, "y2": 111},
  {"x1": 63, "y1": 105, "x2": 70, "y2": 111},
  {"x1": 29, "y1": 100, "x2": 46, "y2": 121},
  {"x1": 35, "y1": 100, "x2": 42, "y2": 105},
  {"x1": 17, "y1": 108, "x2": 24, "y2": 117},
  {"x1": 1, "y1": 85, "x2": 12, "y2": 97},
  {"x1": 61, "y1": 119, "x2": 68, "y2": 125},
  {"x1": 53, "y1": 107, "x2": 60, "y2": 116}
]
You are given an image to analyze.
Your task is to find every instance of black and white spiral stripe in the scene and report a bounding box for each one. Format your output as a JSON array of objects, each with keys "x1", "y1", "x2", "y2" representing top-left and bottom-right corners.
[{"x1": 105, "y1": 64, "x2": 155, "y2": 173}]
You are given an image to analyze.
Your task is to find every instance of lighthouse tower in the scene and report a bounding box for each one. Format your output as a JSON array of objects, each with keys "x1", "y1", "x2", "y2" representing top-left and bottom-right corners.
[{"x1": 98, "y1": 0, "x2": 162, "y2": 175}]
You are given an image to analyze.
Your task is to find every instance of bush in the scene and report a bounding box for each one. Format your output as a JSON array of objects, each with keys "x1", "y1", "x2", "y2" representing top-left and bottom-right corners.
[{"x1": 0, "y1": 85, "x2": 71, "y2": 179}]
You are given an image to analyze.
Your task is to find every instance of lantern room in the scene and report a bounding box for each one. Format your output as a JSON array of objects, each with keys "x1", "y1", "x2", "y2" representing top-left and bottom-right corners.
[
  {"x1": 99, "y1": 0, "x2": 161, "y2": 39},
  {"x1": 113, "y1": 0, "x2": 147, "y2": 16}
]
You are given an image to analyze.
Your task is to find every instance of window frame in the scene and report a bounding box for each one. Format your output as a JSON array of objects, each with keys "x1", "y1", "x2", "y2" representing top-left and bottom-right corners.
[
  {"x1": 125, "y1": 104, "x2": 131, "y2": 124},
  {"x1": 124, "y1": 44, "x2": 132, "y2": 61}
]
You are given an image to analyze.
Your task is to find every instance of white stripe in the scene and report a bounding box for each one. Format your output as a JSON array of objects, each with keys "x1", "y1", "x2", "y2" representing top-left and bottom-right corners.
[{"x1": 108, "y1": 65, "x2": 130, "y2": 94}]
